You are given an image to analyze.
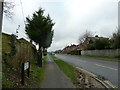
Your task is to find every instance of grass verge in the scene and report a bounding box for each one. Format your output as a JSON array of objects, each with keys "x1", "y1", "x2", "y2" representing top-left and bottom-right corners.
[
  {"x1": 51, "y1": 55, "x2": 78, "y2": 86},
  {"x1": 30, "y1": 65, "x2": 44, "y2": 83},
  {"x1": 43, "y1": 56, "x2": 47, "y2": 64}
]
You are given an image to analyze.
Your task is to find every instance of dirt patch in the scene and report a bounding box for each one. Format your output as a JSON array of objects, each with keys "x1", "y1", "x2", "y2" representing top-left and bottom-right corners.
[{"x1": 75, "y1": 67, "x2": 106, "y2": 88}]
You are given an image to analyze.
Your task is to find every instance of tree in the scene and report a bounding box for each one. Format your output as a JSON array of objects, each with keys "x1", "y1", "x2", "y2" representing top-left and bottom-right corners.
[
  {"x1": 0, "y1": 1, "x2": 15, "y2": 33},
  {"x1": 94, "y1": 38, "x2": 110, "y2": 50},
  {"x1": 25, "y1": 8, "x2": 54, "y2": 67},
  {"x1": 110, "y1": 30, "x2": 120, "y2": 49},
  {"x1": 78, "y1": 30, "x2": 93, "y2": 44},
  {"x1": 3, "y1": 1, "x2": 15, "y2": 18}
]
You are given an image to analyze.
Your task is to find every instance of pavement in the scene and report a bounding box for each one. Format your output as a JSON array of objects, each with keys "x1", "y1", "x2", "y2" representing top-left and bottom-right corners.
[
  {"x1": 55, "y1": 54, "x2": 119, "y2": 87},
  {"x1": 40, "y1": 55, "x2": 75, "y2": 88}
]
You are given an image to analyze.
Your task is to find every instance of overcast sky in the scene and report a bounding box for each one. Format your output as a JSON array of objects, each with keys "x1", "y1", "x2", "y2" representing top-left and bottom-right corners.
[{"x1": 2, "y1": 0, "x2": 119, "y2": 51}]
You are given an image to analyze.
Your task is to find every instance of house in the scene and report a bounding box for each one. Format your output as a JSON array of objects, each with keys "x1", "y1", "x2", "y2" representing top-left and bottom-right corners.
[
  {"x1": 79, "y1": 35, "x2": 109, "y2": 50},
  {"x1": 62, "y1": 44, "x2": 80, "y2": 53}
]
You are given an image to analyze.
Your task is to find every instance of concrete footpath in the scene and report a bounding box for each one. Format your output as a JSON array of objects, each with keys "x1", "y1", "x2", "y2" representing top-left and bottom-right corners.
[{"x1": 40, "y1": 55, "x2": 75, "y2": 88}]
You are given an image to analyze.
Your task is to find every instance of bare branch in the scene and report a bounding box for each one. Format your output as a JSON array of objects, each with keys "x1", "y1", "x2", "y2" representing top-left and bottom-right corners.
[
  {"x1": 78, "y1": 30, "x2": 93, "y2": 44},
  {"x1": 3, "y1": 1, "x2": 15, "y2": 18}
]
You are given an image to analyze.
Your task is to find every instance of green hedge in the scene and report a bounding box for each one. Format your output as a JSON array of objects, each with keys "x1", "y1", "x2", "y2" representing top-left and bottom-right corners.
[{"x1": 67, "y1": 50, "x2": 81, "y2": 55}]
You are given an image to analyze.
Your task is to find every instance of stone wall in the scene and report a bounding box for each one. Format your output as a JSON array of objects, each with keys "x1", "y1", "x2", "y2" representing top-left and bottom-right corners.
[
  {"x1": 2, "y1": 33, "x2": 38, "y2": 68},
  {"x1": 81, "y1": 49, "x2": 120, "y2": 58}
]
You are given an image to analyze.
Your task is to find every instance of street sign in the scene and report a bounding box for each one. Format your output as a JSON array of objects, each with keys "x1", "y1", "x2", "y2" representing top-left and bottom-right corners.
[
  {"x1": 21, "y1": 61, "x2": 30, "y2": 85},
  {"x1": 24, "y1": 62, "x2": 29, "y2": 70}
]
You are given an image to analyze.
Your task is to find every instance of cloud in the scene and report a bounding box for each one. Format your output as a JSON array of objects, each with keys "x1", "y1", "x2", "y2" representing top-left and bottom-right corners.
[{"x1": 2, "y1": 0, "x2": 119, "y2": 51}]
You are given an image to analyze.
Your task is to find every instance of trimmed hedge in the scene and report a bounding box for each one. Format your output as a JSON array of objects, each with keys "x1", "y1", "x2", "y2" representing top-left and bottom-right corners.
[{"x1": 67, "y1": 50, "x2": 81, "y2": 55}]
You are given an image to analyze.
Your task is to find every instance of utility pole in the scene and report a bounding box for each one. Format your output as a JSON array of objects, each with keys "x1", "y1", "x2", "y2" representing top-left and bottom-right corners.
[
  {"x1": 0, "y1": 1, "x2": 3, "y2": 90},
  {"x1": 0, "y1": 0, "x2": 3, "y2": 33},
  {"x1": 118, "y1": 1, "x2": 120, "y2": 34}
]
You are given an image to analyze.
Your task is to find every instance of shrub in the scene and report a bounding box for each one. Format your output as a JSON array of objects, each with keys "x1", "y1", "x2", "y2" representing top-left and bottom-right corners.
[
  {"x1": 67, "y1": 50, "x2": 81, "y2": 55},
  {"x1": 94, "y1": 38, "x2": 110, "y2": 50}
]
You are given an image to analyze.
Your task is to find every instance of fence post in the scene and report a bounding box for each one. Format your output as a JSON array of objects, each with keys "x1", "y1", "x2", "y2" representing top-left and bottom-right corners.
[
  {"x1": 27, "y1": 61, "x2": 30, "y2": 77},
  {"x1": 21, "y1": 63, "x2": 24, "y2": 85}
]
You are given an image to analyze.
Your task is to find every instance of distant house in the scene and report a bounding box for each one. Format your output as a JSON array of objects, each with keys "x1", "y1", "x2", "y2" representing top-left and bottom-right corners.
[
  {"x1": 55, "y1": 50, "x2": 62, "y2": 53},
  {"x1": 62, "y1": 46, "x2": 70, "y2": 53},
  {"x1": 62, "y1": 44, "x2": 80, "y2": 53},
  {"x1": 79, "y1": 35, "x2": 109, "y2": 50}
]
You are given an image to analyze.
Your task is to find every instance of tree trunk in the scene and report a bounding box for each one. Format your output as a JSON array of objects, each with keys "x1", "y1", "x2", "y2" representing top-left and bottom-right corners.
[{"x1": 37, "y1": 44, "x2": 42, "y2": 67}]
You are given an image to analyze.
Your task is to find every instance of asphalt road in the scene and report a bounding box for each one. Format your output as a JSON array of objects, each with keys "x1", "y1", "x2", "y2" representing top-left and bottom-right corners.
[
  {"x1": 41, "y1": 55, "x2": 75, "y2": 88},
  {"x1": 55, "y1": 54, "x2": 118, "y2": 87}
]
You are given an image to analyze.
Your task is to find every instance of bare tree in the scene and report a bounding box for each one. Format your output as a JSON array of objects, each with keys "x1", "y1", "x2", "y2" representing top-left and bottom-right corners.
[
  {"x1": 3, "y1": 1, "x2": 15, "y2": 18},
  {"x1": 78, "y1": 30, "x2": 93, "y2": 44}
]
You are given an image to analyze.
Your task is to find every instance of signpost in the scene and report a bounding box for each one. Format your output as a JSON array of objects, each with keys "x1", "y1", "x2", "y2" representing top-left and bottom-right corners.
[{"x1": 21, "y1": 61, "x2": 30, "y2": 85}]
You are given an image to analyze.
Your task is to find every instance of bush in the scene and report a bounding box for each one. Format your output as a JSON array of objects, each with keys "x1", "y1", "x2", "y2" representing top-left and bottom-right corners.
[
  {"x1": 110, "y1": 32, "x2": 120, "y2": 49},
  {"x1": 87, "y1": 44, "x2": 95, "y2": 50},
  {"x1": 94, "y1": 38, "x2": 110, "y2": 50},
  {"x1": 67, "y1": 50, "x2": 81, "y2": 55}
]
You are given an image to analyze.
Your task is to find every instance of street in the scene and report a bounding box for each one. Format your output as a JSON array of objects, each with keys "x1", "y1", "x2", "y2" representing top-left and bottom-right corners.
[{"x1": 55, "y1": 54, "x2": 118, "y2": 87}]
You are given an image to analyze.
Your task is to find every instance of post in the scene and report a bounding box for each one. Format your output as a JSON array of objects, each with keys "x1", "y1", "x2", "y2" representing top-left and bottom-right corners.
[
  {"x1": 21, "y1": 63, "x2": 24, "y2": 85},
  {"x1": 27, "y1": 61, "x2": 30, "y2": 77},
  {"x1": 118, "y1": 1, "x2": 120, "y2": 88},
  {"x1": 0, "y1": 1, "x2": 3, "y2": 33}
]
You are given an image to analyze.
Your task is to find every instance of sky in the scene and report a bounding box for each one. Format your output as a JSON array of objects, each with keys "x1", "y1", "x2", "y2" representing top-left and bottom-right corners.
[{"x1": 2, "y1": 0, "x2": 119, "y2": 51}]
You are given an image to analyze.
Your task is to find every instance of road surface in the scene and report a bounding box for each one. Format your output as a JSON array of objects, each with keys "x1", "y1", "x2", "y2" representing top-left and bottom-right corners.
[
  {"x1": 40, "y1": 55, "x2": 75, "y2": 88},
  {"x1": 55, "y1": 54, "x2": 118, "y2": 87}
]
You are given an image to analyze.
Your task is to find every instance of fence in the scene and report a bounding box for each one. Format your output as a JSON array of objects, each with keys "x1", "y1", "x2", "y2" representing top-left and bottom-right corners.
[{"x1": 81, "y1": 49, "x2": 120, "y2": 58}]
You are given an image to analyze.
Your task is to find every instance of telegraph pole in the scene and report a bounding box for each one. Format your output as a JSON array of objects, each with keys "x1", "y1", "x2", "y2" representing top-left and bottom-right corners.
[
  {"x1": 118, "y1": 1, "x2": 120, "y2": 33},
  {"x1": 0, "y1": 0, "x2": 3, "y2": 33},
  {"x1": 0, "y1": 1, "x2": 3, "y2": 89}
]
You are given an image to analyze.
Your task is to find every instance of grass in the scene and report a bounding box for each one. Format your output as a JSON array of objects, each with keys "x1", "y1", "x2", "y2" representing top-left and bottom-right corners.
[
  {"x1": 2, "y1": 73, "x2": 13, "y2": 88},
  {"x1": 30, "y1": 65, "x2": 44, "y2": 83},
  {"x1": 43, "y1": 56, "x2": 47, "y2": 64},
  {"x1": 51, "y1": 55, "x2": 78, "y2": 85},
  {"x1": 2, "y1": 64, "x2": 45, "y2": 88}
]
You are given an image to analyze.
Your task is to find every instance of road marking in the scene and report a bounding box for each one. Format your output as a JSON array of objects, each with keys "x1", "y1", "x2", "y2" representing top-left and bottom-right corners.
[{"x1": 95, "y1": 64, "x2": 118, "y2": 71}]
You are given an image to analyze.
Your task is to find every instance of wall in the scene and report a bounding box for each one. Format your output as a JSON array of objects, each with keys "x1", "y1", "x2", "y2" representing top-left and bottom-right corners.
[
  {"x1": 2, "y1": 33, "x2": 38, "y2": 68},
  {"x1": 81, "y1": 49, "x2": 120, "y2": 58}
]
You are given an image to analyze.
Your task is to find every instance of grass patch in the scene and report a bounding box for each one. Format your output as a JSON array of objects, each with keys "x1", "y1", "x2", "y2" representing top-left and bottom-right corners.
[
  {"x1": 30, "y1": 65, "x2": 44, "y2": 83},
  {"x1": 2, "y1": 73, "x2": 13, "y2": 88},
  {"x1": 43, "y1": 56, "x2": 47, "y2": 64},
  {"x1": 51, "y1": 55, "x2": 78, "y2": 85}
]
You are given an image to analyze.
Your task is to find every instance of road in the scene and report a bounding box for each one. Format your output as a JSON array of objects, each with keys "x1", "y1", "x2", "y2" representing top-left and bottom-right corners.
[{"x1": 55, "y1": 54, "x2": 118, "y2": 87}]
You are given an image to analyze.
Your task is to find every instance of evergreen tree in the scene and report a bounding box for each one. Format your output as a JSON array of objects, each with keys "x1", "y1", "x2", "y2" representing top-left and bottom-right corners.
[{"x1": 25, "y1": 8, "x2": 54, "y2": 67}]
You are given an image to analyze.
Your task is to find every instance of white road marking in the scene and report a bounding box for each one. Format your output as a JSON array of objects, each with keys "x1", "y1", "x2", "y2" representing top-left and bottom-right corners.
[{"x1": 95, "y1": 64, "x2": 118, "y2": 71}]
